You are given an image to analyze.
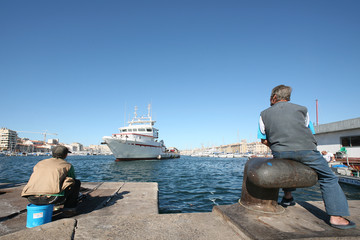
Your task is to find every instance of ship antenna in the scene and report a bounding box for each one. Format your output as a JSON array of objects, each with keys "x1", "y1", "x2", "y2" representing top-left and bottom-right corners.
[
  {"x1": 134, "y1": 106, "x2": 138, "y2": 119},
  {"x1": 124, "y1": 102, "x2": 127, "y2": 127},
  {"x1": 148, "y1": 104, "x2": 153, "y2": 122}
]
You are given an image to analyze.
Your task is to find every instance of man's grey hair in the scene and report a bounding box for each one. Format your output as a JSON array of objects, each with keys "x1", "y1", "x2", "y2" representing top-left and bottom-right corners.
[{"x1": 271, "y1": 85, "x2": 292, "y2": 101}]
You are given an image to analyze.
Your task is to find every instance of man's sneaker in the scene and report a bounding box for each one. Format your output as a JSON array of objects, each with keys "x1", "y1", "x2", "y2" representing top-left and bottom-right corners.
[{"x1": 280, "y1": 197, "x2": 295, "y2": 207}]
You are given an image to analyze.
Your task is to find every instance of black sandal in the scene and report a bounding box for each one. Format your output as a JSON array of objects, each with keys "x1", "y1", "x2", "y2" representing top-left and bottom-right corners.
[{"x1": 330, "y1": 219, "x2": 356, "y2": 230}]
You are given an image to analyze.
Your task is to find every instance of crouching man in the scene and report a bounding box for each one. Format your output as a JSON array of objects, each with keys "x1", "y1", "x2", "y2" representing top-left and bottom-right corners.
[{"x1": 21, "y1": 146, "x2": 81, "y2": 216}]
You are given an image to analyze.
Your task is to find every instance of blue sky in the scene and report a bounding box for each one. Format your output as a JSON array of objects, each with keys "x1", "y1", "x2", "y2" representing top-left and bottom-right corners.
[{"x1": 1, "y1": 1, "x2": 359, "y2": 150}]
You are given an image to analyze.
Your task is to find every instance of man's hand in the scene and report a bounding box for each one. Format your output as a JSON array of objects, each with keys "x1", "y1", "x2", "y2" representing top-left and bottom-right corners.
[{"x1": 261, "y1": 139, "x2": 270, "y2": 147}]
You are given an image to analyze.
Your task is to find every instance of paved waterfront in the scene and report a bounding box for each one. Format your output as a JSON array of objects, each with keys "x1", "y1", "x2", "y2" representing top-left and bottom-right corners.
[
  {"x1": 1, "y1": 182, "x2": 360, "y2": 239},
  {"x1": 0, "y1": 182, "x2": 239, "y2": 240}
]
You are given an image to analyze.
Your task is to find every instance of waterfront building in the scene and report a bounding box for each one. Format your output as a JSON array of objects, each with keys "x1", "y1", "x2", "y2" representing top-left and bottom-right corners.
[
  {"x1": 234, "y1": 140, "x2": 248, "y2": 154},
  {"x1": 47, "y1": 138, "x2": 59, "y2": 144},
  {"x1": 34, "y1": 145, "x2": 52, "y2": 153},
  {"x1": 217, "y1": 144, "x2": 232, "y2": 153},
  {"x1": 314, "y1": 117, "x2": 360, "y2": 158},
  {"x1": 217, "y1": 141, "x2": 249, "y2": 154},
  {"x1": 31, "y1": 140, "x2": 46, "y2": 147},
  {"x1": 16, "y1": 138, "x2": 35, "y2": 153},
  {"x1": 69, "y1": 142, "x2": 84, "y2": 152},
  {"x1": 182, "y1": 140, "x2": 269, "y2": 156},
  {"x1": 247, "y1": 141, "x2": 270, "y2": 156},
  {"x1": 0, "y1": 128, "x2": 17, "y2": 152},
  {"x1": 88, "y1": 144, "x2": 112, "y2": 155},
  {"x1": 15, "y1": 138, "x2": 54, "y2": 153}
]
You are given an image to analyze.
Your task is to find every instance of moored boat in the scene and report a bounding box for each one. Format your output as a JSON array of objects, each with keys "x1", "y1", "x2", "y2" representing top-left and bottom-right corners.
[
  {"x1": 329, "y1": 161, "x2": 360, "y2": 187},
  {"x1": 102, "y1": 105, "x2": 180, "y2": 161}
]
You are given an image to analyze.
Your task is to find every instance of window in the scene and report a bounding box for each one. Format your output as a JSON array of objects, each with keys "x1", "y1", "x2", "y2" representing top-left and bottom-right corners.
[
  {"x1": 128, "y1": 129, "x2": 132, "y2": 132},
  {"x1": 138, "y1": 128, "x2": 145, "y2": 132},
  {"x1": 146, "y1": 128, "x2": 152, "y2": 132},
  {"x1": 341, "y1": 136, "x2": 360, "y2": 147},
  {"x1": 341, "y1": 137, "x2": 350, "y2": 147},
  {"x1": 133, "y1": 129, "x2": 137, "y2": 132},
  {"x1": 122, "y1": 129, "x2": 127, "y2": 132},
  {"x1": 351, "y1": 136, "x2": 360, "y2": 146}
]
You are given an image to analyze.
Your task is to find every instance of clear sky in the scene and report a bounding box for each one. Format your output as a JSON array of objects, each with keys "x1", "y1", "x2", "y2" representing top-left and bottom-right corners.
[{"x1": 1, "y1": 1, "x2": 359, "y2": 150}]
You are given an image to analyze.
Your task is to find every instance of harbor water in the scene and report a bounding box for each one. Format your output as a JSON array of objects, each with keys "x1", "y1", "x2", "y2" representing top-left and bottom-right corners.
[{"x1": 1, "y1": 155, "x2": 360, "y2": 213}]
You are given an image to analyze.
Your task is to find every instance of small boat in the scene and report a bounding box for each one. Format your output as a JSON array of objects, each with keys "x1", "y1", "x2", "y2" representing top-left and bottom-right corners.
[
  {"x1": 338, "y1": 174, "x2": 360, "y2": 186},
  {"x1": 102, "y1": 105, "x2": 180, "y2": 161},
  {"x1": 218, "y1": 153, "x2": 233, "y2": 158},
  {"x1": 330, "y1": 162, "x2": 360, "y2": 187}
]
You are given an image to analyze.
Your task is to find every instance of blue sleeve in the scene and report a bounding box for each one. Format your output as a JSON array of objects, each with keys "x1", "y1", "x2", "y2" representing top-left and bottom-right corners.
[
  {"x1": 308, "y1": 121, "x2": 315, "y2": 134},
  {"x1": 257, "y1": 123, "x2": 267, "y2": 139}
]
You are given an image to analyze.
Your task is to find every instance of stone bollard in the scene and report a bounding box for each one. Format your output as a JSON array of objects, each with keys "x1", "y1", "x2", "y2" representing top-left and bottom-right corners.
[{"x1": 239, "y1": 158, "x2": 318, "y2": 214}]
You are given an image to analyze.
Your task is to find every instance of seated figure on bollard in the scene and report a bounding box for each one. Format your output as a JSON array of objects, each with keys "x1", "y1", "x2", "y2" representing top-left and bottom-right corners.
[
  {"x1": 21, "y1": 145, "x2": 81, "y2": 217},
  {"x1": 258, "y1": 84, "x2": 355, "y2": 230}
]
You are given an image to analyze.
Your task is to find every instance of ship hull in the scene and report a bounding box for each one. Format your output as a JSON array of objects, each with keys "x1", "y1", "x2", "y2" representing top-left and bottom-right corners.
[{"x1": 103, "y1": 137, "x2": 162, "y2": 159}]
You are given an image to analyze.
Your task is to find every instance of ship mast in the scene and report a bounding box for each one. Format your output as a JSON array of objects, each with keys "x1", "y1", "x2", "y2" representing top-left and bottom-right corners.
[
  {"x1": 148, "y1": 104, "x2": 152, "y2": 121},
  {"x1": 134, "y1": 106, "x2": 138, "y2": 119},
  {"x1": 128, "y1": 105, "x2": 156, "y2": 126}
]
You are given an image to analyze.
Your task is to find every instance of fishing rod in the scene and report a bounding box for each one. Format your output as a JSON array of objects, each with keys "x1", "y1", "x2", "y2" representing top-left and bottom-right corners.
[
  {"x1": 78, "y1": 182, "x2": 104, "y2": 201},
  {"x1": 103, "y1": 182, "x2": 126, "y2": 207}
]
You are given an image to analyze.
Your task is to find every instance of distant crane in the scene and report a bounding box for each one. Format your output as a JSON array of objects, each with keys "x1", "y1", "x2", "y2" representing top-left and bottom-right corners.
[{"x1": 17, "y1": 130, "x2": 58, "y2": 143}]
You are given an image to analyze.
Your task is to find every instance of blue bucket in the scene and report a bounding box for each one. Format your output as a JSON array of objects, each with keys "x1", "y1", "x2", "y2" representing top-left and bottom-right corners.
[{"x1": 26, "y1": 204, "x2": 53, "y2": 228}]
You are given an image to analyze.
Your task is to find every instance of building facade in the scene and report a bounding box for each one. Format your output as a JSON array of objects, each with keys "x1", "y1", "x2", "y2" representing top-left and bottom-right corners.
[
  {"x1": 16, "y1": 138, "x2": 35, "y2": 153},
  {"x1": 181, "y1": 140, "x2": 270, "y2": 156},
  {"x1": 67, "y1": 142, "x2": 84, "y2": 152},
  {"x1": 87, "y1": 144, "x2": 112, "y2": 155},
  {"x1": 314, "y1": 117, "x2": 360, "y2": 158},
  {"x1": 0, "y1": 128, "x2": 17, "y2": 151},
  {"x1": 217, "y1": 140, "x2": 251, "y2": 154}
]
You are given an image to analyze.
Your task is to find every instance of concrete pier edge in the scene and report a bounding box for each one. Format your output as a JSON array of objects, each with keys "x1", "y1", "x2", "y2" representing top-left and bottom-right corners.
[{"x1": 1, "y1": 182, "x2": 360, "y2": 240}]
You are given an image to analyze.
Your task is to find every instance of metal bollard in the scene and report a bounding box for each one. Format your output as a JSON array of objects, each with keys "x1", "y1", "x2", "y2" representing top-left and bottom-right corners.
[{"x1": 239, "y1": 158, "x2": 318, "y2": 214}]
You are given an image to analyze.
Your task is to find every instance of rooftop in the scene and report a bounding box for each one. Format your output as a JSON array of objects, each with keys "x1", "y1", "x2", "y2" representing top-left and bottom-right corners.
[{"x1": 314, "y1": 117, "x2": 360, "y2": 134}]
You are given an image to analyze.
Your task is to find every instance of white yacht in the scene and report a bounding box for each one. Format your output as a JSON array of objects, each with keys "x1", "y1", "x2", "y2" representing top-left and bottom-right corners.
[{"x1": 102, "y1": 105, "x2": 179, "y2": 161}]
